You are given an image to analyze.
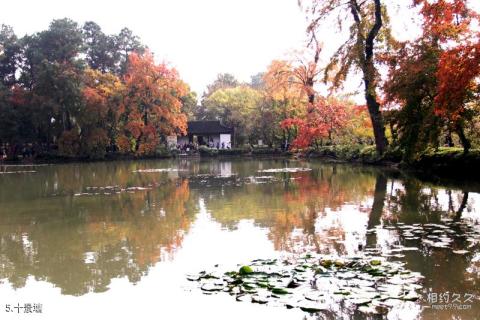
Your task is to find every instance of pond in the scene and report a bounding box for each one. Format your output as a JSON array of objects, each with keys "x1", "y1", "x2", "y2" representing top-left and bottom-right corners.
[{"x1": 0, "y1": 159, "x2": 479, "y2": 319}]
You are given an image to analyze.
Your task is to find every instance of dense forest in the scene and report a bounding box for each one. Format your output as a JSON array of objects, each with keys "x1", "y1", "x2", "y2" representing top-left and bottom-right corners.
[
  {"x1": 1, "y1": 0, "x2": 479, "y2": 162},
  {"x1": 0, "y1": 19, "x2": 194, "y2": 159}
]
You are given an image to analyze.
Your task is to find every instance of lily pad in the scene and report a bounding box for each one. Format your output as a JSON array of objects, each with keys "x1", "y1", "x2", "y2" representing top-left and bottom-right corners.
[
  {"x1": 349, "y1": 298, "x2": 371, "y2": 305},
  {"x1": 252, "y1": 294, "x2": 269, "y2": 304},
  {"x1": 188, "y1": 253, "x2": 424, "y2": 315},
  {"x1": 370, "y1": 259, "x2": 382, "y2": 266},
  {"x1": 271, "y1": 287, "x2": 290, "y2": 295},
  {"x1": 201, "y1": 283, "x2": 224, "y2": 292},
  {"x1": 299, "y1": 302, "x2": 328, "y2": 313},
  {"x1": 239, "y1": 265, "x2": 254, "y2": 275}
]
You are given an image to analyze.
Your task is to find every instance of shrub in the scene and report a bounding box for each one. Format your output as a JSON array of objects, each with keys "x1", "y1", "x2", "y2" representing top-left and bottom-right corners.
[
  {"x1": 58, "y1": 130, "x2": 81, "y2": 157},
  {"x1": 359, "y1": 145, "x2": 378, "y2": 161},
  {"x1": 155, "y1": 145, "x2": 173, "y2": 158},
  {"x1": 198, "y1": 146, "x2": 218, "y2": 156},
  {"x1": 116, "y1": 134, "x2": 134, "y2": 154},
  {"x1": 82, "y1": 128, "x2": 109, "y2": 159},
  {"x1": 251, "y1": 147, "x2": 282, "y2": 155},
  {"x1": 218, "y1": 148, "x2": 250, "y2": 155}
]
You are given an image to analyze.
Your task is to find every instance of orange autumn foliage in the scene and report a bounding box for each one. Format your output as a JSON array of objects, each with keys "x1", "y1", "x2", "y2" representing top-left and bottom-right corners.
[
  {"x1": 435, "y1": 43, "x2": 480, "y2": 120},
  {"x1": 79, "y1": 60, "x2": 190, "y2": 157},
  {"x1": 58, "y1": 129, "x2": 81, "y2": 157},
  {"x1": 120, "y1": 51, "x2": 187, "y2": 155},
  {"x1": 414, "y1": 0, "x2": 480, "y2": 121},
  {"x1": 116, "y1": 134, "x2": 132, "y2": 153},
  {"x1": 79, "y1": 69, "x2": 125, "y2": 157},
  {"x1": 281, "y1": 98, "x2": 348, "y2": 149},
  {"x1": 413, "y1": 0, "x2": 476, "y2": 43}
]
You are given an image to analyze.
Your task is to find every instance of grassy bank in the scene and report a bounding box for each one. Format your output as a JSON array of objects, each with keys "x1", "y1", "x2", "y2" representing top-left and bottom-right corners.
[
  {"x1": 0, "y1": 146, "x2": 288, "y2": 164},
  {"x1": 2, "y1": 144, "x2": 478, "y2": 180},
  {"x1": 410, "y1": 147, "x2": 480, "y2": 178},
  {"x1": 306, "y1": 145, "x2": 401, "y2": 163},
  {"x1": 306, "y1": 145, "x2": 480, "y2": 178}
]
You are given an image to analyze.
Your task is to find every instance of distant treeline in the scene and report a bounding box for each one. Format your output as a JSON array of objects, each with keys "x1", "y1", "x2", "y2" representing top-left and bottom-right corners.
[
  {"x1": 3, "y1": 1, "x2": 480, "y2": 164},
  {"x1": 0, "y1": 19, "x2": 195, "y2": 160}
]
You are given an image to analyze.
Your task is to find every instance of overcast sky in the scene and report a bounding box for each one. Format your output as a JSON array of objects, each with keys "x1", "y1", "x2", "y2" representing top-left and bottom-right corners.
[
  {"x1": 0, "y1": 0, "x2": 307, "y2": 95},
  {"x1": 1, "y1": 0, "x2": 479, "y2": 97}
]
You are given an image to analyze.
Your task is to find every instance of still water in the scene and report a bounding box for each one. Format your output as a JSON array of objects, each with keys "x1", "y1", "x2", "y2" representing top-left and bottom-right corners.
[{"x1": 0, "y1": 159, "x2": 479, "y2": 319}]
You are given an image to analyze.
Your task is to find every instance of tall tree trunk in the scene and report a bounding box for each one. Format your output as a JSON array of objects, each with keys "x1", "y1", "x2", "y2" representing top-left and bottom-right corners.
[
  {"x1": 307, "y1": 78, "x2": 315, "y2": 106},
  {"x1": 389, "y1": 120, "x2": 397, "y2": 144},
  {"x1": 455, "y1": 121, "x2": 471, "y2": 154},
  {"x1": 365, "y1": 88, "x2": 387, "y2": 154},
  {"x1": 445, "y1": 129, "x2": 454, "y2": 147},
  {"x1": 305, "y1": 34, "x2": 320, "y2": 110},
  {"x1": 350, "y1": 0, "x2": 388, "y2": 154}
]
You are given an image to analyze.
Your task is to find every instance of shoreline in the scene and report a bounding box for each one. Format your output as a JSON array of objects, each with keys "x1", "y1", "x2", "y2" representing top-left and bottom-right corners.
[{"x1": 1, "y1": 146, "x2": 479, "y2": 182}]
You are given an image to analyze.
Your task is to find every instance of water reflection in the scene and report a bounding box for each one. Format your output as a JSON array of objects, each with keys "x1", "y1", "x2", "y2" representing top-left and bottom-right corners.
[
  {"x1": 0, "y1": 159, "x2": 479, "y2": 319},
  {"x1": 0, "y1": 162, "x2": 198, "y2": 295}
]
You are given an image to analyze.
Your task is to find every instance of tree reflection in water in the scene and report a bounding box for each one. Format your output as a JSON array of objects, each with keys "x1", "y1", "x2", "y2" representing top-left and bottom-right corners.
[
  {"x1": 0, "y1": 159, "x2": 479, "y2": 319},
  {"x1": 0, "y1": 161, "x2": 197, "y2": 295},
  {"x1": 197, "y1": 161, "x2": 479, "y2": 319}
]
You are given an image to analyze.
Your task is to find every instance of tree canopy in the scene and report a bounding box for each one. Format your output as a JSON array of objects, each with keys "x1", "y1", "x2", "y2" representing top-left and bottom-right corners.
[
  {"x1": 0, "y1": 19, "x2": 193, "y2": 159},
  {"x1": 1, "y1": 3, "x2": 480, "y2": 160}
]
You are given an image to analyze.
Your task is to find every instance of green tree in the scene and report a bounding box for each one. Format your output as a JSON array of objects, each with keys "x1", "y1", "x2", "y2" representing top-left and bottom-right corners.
[
  {"x1": 0, "y1": 24, "x2": 21, "y2": 86},
  {"x1": 82, "y1": 21, "x2": 119, "y2": 73},
  {"x1": 202, "y1": 86, "x2": 262, "y2": 145},
  {"x1": 116, "y1": 28, "x2": 145, "y2": 75},
  {"x1": 203, "y1": 73, "x2": 238, "y2": 98},
  {"x1": 383, "y1": 40, "x2": 442, "y2": 161},
  {"x1": 196, "y1": 73, "x2": 240, "y2": 120},
  {"x1": 0, "y1": 24, "x2": 27, "y2": 156},
  {"x1": 180, "y1": 86, "x2": 198, "y2": 120},
  {"x1": 20, "y1": 19, "x2": 85, "y2": 148}
]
